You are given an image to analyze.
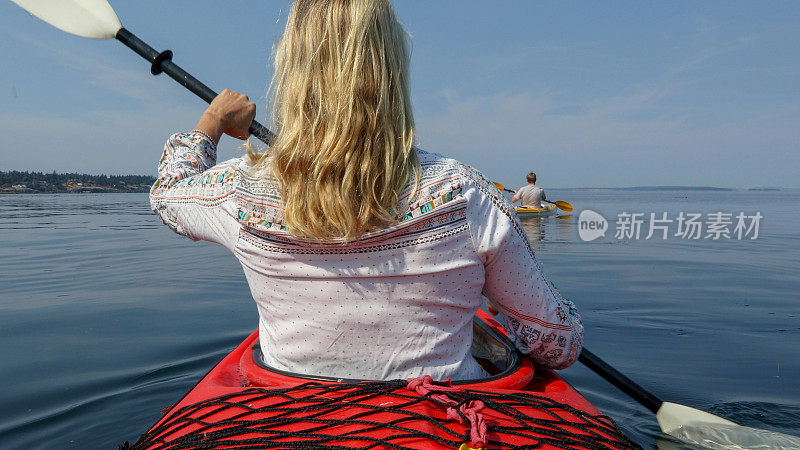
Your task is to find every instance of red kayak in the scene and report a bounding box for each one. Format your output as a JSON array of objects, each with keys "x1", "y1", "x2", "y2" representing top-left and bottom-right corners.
[{"x1": 123, "y1": 309, "x2": 638, "y2": 449}]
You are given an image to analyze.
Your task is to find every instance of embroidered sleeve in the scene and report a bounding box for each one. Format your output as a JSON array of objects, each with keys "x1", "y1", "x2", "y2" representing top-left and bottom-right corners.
[
  {"x1": 460, "y1": 165, "x2": 583, "y2": 369},
  {"x1": 149, "y1": 132, "x2": 241, "y2": 250}
]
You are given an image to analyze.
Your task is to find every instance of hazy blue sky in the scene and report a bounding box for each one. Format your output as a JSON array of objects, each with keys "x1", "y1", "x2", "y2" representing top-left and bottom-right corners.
[{"x1": 1, "y1": 1, "x2": 798, "y2": 188}]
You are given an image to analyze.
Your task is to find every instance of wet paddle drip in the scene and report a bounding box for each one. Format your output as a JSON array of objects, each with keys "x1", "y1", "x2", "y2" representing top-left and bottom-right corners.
[{"x1": 120, "y1": 380, "x2": 639, "y2": 449}]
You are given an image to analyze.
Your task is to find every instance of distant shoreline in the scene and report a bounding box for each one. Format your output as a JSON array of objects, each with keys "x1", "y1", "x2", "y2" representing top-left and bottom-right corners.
[
  {"x1": 1, "y1": 170, "x2": 155, "y2": 194},
  {"x1": 554, "y1": 186, "x2": 782, "y2": 192},
  {"x1": 0, "y1": 187, "x2": 150, "y2": 194},
  {"x1": 572, "y1": 186, "x2": 735, "y2": 191}
]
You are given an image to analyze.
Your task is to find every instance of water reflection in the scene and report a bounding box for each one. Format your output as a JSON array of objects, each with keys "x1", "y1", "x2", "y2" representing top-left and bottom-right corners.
[
  {"x1": 0, "y1": 193, "x2": 155, "y2": 230},
  {"x1": 519, "y1": 213, "x2": 576, "y2": 248},
  {"x1": 519, "y1": 216, "x2": 546, "y2": 241}
]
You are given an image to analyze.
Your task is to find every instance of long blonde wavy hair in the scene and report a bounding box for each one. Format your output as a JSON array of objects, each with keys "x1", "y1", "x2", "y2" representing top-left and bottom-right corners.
[{"x1": 248, "y1": 0, "x2": 419, "y2": 241}]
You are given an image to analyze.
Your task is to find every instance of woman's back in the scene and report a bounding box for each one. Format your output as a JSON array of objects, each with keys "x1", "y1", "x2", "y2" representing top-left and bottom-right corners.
[
  {"x1": 150, "y1": 0, "x2": 582, "y2": 381},
  {"x1": 237, "y1": 149, "x2": 485, "y2": 380},
  {"x1": 151, "y1": 134, "x2": 583, "y2": 380}
]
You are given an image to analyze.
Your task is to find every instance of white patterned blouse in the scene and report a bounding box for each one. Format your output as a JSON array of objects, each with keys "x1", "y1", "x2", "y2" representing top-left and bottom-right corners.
[{"x1": 150, "y1": 131, "x2": 583, "y2": 381}]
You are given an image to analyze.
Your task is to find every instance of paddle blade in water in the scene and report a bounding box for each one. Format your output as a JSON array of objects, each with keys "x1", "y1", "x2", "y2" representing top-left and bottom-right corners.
[
  {"x1": 11, "y1": 0, "x2": 122, "y2": 39},
  {"x1": 667, "y1": 422, "x2": 800, "y2": 449},
  {"x1": 655, "y1": 402, "x2": 800, "y2": 448},
  {"x1": 657, "y1": 401, "x2": 736, "y2": 433}
]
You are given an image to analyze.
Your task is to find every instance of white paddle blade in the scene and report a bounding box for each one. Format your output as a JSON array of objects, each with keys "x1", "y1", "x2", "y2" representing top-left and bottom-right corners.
[
  {"x1": 657, "y1": 402, "x2": 800, "y2": 449},
  {"x1": 665, "y1": 423, "x2": 800, "y2": 449},
  {"x1": 657, "y1": 401, "x2": 736, "y2": 433},
  {"x1": 10, "y1": 0, "x2": 122, "y2": 39}
]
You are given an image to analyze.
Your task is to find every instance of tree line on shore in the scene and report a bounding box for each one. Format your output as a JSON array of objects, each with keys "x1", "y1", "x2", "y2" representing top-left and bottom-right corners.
[{"x1": 0, "y1": 170, "x2": 156, "y2": 193}]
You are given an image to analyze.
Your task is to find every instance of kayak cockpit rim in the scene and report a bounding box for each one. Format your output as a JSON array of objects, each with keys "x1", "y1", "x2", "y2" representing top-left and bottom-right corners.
[{"x1": 251, "y1": 316, "x2": 523, "y2": 384}]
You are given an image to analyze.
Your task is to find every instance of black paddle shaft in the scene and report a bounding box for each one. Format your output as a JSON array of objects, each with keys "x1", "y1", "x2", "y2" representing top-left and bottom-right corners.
[
  {"x1": 115, "y1": 28, "x2": 275, "y2": 146},
  {"x1": 579, "y1": 348, "x2": 663, "y2": 414}
]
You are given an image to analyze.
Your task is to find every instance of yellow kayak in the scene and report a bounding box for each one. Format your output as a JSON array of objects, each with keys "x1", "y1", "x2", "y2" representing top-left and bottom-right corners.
[{"x1": 515, "y1": 203, "x2": 557, "y2": 217}]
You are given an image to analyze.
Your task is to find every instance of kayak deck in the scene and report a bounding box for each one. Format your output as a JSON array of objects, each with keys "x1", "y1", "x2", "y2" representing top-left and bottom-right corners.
[
  {"x1": 124, "y1": 310, "x2": 637, "y2": 449},
  {"x1": 515, "y1": 203, "x2": 557, "y2": 217}
]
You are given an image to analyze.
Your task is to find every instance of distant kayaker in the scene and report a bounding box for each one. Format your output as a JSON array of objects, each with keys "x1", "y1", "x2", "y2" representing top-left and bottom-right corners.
[
  {"x1": 150, "y1": 0, "x2": 582, "y2": 381},
  {"x1": 512, "y1": 172, "x2": 547, "y2": 207}
]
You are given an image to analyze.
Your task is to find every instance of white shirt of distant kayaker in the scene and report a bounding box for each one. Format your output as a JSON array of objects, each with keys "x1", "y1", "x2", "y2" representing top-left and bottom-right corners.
[
  {"x1": 515, "y1": 184, "x2": 545, "y2": 207},
  {"x1": 150, "y1": 131, "x2": 584, "y2": 381}
]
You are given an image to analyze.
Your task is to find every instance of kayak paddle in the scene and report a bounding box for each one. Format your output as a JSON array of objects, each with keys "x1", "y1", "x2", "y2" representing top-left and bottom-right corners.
[
  {"x1": 482, "y1": 295, "x2": 800, "y2": 447},
  {"x1": 492, "y1": 181, "x2": 573, "y2": 212},
  {"x1": 578, "y1": 348, "x2": 800, "y2": 448},
  {"x1": 9, "y1": 0, "x2": 275, "y2": 146},
  {"x1": 11, "y1": 0, "x2": 800, "y2": 447}
]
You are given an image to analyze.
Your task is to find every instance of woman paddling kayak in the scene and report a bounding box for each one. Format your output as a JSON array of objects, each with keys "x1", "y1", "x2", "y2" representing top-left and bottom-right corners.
[{"x1": 150, "y1": 0, "x2": 582, "y2": 381}]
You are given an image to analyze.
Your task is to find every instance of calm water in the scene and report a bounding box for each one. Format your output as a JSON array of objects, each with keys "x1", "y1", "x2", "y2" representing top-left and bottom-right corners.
[{"x1": 0, "y1": 190, "x2": 798, "y2": 449}]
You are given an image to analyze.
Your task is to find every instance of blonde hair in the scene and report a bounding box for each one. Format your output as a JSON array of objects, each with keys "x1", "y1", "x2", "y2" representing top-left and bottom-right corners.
[{"x1": 248, "y1": 0, "x2": 419, "y2": 241}]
